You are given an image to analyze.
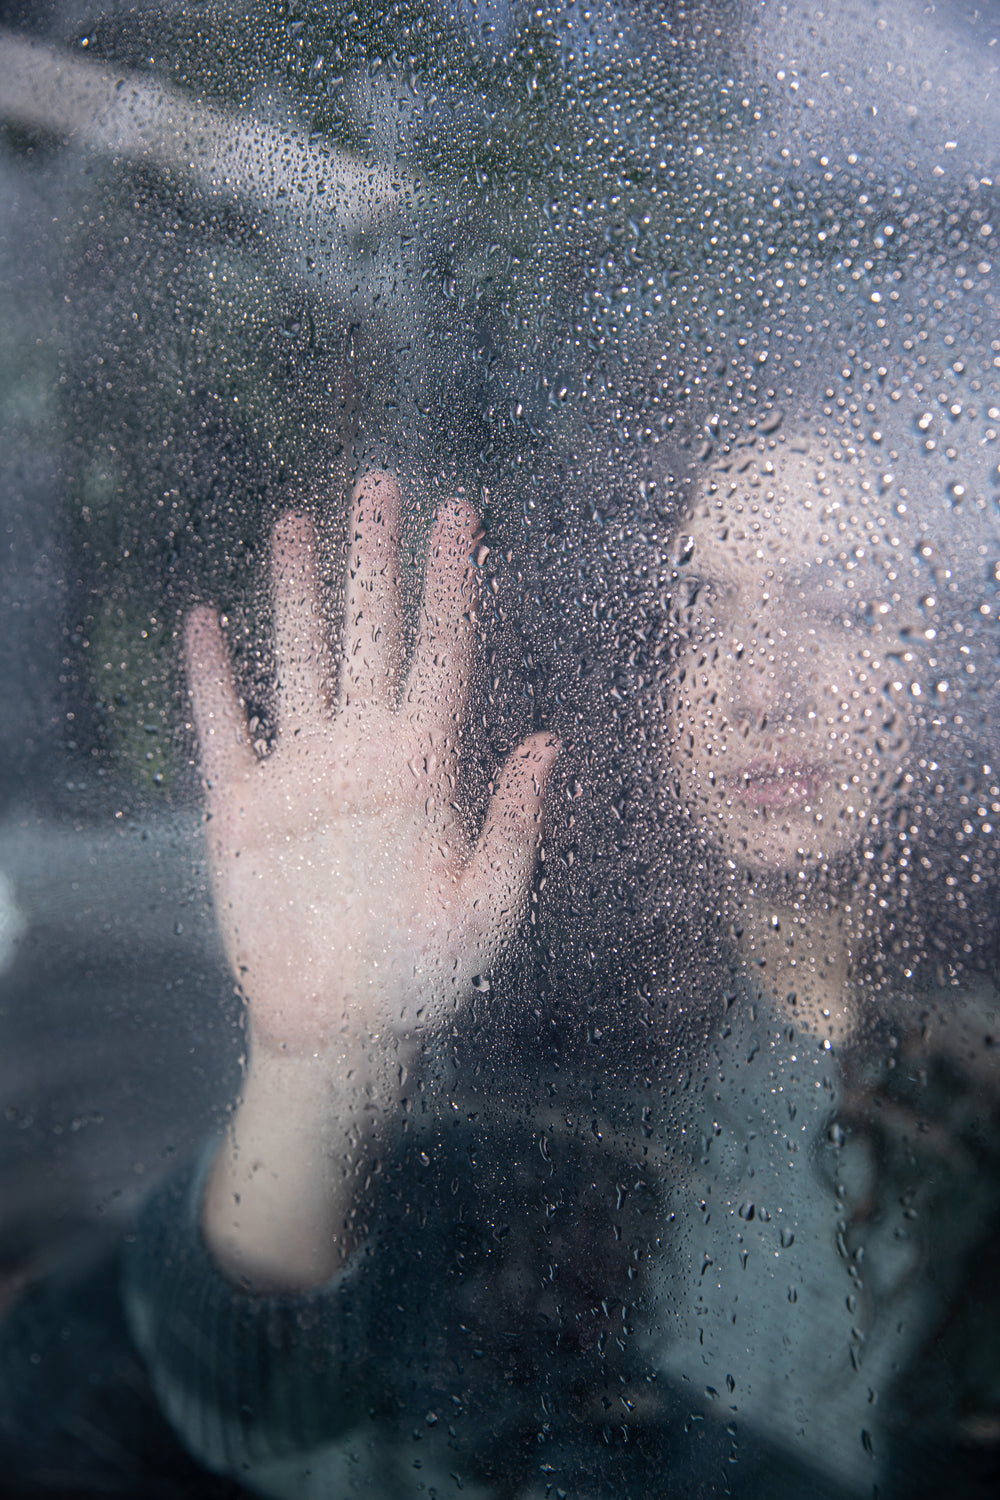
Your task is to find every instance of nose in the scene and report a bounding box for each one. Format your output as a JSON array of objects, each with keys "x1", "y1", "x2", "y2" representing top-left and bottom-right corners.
[{"x1": 726, "y1": 636, "x2": 810, "y2": 728}]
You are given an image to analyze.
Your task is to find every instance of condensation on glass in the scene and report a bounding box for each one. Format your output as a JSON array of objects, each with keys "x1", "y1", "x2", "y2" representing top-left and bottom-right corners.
[{"x1": 0, "y1": 2, "x2": 998, "y2": 1497}]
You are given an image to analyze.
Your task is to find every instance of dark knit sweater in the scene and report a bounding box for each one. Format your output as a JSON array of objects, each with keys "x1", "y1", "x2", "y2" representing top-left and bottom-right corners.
[{"x1": 3, "y1": 992, "x2": 999, "y2": 1498}]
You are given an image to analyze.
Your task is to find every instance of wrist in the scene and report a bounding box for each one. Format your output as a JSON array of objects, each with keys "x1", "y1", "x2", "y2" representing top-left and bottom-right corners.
[
  {"x1": 201, "y1": 1049, "x2": 399, "y2": 1292},
  {"x1": 239, "y1": 1036, "x2": 406, "y2": 1133}
]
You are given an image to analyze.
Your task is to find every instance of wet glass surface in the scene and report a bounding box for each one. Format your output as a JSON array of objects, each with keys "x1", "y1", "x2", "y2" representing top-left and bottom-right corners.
[{"x1": 1, "y1": 2, "x2": 999, "y2": 1495}]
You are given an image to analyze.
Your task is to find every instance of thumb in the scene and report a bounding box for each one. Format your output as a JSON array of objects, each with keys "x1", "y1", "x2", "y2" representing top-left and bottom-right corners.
[{"x1": 461, "y1": 732, "x2": 560, "y2": 960}]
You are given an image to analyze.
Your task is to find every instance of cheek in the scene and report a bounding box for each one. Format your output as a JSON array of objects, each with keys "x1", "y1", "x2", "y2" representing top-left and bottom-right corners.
[
  {"x1": 797, "y1": 636, "x2": 876, "y2": 705},
  {"x1": 838, "y1": 650, "x2": 907, "y2": 722}
]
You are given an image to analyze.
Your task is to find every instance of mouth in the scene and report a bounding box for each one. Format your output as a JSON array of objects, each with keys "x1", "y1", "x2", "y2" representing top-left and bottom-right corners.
[{"x1": 725, "y1": 759, "x2": 827, "y2": 809}]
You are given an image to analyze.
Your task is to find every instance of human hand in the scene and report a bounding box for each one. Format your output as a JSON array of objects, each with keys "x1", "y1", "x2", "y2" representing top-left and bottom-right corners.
[{"x1": 186, "y1": 474, "x2": 557, "y2": 1087}]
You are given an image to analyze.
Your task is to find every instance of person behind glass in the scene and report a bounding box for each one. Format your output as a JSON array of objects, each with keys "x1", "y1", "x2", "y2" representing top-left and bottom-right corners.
[
  {"x1": 669, "y1": 432, "x2": 1000, "y2": 1025},
  {"x1": 161, "y1": 437, "x2": 996, "y2": 1499},
  {"x1": 669, "y1": 439, "x2": 912, "y2": 1041},
  {"x1": 2, "y1": 440, "x2": 996, "y2": 1499},
  {"x1": 659, "y1": 432, "x2": 1000, "y2": 1494}
]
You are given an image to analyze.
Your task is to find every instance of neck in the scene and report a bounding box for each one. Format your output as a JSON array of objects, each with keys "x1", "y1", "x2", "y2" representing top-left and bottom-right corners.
[{"x1": 737, "y1": 890, "x2": 856, "y2": 1045}]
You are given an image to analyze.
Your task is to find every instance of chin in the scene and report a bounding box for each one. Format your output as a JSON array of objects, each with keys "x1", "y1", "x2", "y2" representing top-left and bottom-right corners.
[{"x1": 708, "y1": 806, "x2": 862, "y2": 884}]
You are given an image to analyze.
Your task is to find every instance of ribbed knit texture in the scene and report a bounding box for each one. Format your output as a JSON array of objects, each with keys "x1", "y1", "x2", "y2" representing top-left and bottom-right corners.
[
  {"x1": 116, "y1": 990, "x2": 1000, "y2": 1500},
  {"x1": 122, "y1": 1150, "x2": 377, "y2": 1478}
]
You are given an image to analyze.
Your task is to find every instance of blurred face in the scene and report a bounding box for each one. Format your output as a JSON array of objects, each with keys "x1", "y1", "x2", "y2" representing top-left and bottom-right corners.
[{"x1": 670, "y1": 444, "x2": 911, "y2": 876}]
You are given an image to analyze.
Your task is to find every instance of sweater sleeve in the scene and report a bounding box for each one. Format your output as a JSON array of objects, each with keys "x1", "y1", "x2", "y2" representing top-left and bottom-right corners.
[{"x1": 121, "y1": 1147, "x2": 380, "y2": 1483}]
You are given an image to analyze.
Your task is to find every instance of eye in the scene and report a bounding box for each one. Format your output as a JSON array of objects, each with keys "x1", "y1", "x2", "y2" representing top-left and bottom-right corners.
[
  {"x1": 830, "y1": 610, "x2": 857, "y2": 631},
  {"x1": 863, "y1": 600, "x2": 895, "y2": 627},
  {"x1": 807, "y1": 600, "x2": 872, "y2": 637}
]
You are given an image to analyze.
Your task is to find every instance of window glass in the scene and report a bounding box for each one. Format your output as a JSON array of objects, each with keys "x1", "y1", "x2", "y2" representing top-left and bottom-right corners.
[{"x1": 1, "y1": 3, "x2": 999, "y2": 1496}]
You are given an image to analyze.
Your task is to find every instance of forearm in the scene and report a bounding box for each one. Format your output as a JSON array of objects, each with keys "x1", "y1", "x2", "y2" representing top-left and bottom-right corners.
[{"x1": 202, "y1": 1050, "x2": 389, "y2": 1293}]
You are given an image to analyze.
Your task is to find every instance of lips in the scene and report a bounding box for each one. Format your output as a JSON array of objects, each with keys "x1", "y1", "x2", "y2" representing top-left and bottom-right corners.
[{"x1": 726, "y1": 759, "x2": 827, "y2": 809}]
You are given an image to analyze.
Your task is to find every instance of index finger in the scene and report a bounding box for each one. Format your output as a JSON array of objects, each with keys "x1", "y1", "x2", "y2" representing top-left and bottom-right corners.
[{"x1": 185, "y1": 606, "x2": 255, "y2": 794}]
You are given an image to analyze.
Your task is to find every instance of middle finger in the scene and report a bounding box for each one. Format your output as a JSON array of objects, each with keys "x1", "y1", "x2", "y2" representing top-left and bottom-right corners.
[{"x1": 339, "y1": 471, "x2": 405, "y2": 711}]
